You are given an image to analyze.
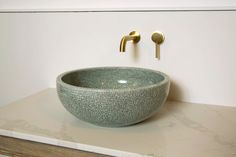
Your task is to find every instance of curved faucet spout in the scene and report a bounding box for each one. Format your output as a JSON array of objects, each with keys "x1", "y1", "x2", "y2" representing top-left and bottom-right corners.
[
  {"x1": 119, "y1": 31, "x2": 140, "y2": 52},
  {"x1": 120, "y1": 36, "x2": 128, "y2": 52}
]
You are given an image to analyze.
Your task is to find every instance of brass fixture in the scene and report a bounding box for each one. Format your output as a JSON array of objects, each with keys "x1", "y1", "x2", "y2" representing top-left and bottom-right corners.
[
  {"x1": 151, "y1": 31, "x2": 165, "y2": 59},
  {"x1": 120, "y1": 31, "x2": 141, "y2": 52}
]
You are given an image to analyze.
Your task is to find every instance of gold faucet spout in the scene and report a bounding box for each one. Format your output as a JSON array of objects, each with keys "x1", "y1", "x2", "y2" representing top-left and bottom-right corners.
[{"x1": 120, "y1": 31, "x2": 140, "y2": 52}]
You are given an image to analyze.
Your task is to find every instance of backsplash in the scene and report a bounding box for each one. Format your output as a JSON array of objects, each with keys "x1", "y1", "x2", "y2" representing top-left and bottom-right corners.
[{"x1": 0, "y1": 11, "x2": 236, "y2": 106}]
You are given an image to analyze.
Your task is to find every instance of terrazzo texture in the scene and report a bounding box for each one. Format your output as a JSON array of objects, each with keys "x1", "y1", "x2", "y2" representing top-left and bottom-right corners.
[{"x1": 56, "y1": 67, "x2": 170, "y2": 127}]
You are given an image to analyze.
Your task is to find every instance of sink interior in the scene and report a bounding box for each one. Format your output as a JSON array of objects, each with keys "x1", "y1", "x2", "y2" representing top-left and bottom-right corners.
[{"x1": 61, "y1": 68, "x2": 165, "y2": 89}]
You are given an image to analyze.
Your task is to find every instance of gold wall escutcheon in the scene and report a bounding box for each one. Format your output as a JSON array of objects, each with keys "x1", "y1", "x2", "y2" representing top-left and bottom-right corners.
[{"x1": 151, "y1": 31, "x2": 165, "y2": 59}]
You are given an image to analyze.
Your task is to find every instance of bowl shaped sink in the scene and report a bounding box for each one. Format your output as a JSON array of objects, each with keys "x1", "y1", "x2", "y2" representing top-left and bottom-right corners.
[{"x1": 57, "y1": 67, "x2": 170, "y2": 127}]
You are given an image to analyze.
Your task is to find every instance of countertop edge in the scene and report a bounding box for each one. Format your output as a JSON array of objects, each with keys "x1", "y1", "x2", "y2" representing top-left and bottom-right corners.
[{"x1": 0, "y1": 129, "x2": 151, "y2": 157}]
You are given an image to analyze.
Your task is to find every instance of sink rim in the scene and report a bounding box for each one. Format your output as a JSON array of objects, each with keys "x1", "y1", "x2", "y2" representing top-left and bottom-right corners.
[{"x1": 57, "y1": 66, "x2": 169, "y2": 92}]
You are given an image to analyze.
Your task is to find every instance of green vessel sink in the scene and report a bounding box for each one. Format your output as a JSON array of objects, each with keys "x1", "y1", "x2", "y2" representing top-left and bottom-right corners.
[{"x1": 56, "y1": 67, "x2": 170, "y2": 127}]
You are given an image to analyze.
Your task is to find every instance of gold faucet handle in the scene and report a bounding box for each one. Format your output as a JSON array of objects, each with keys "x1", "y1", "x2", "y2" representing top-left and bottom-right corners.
[{"x1": 151, "y1": 31, "x2": 165, "y2": 59}]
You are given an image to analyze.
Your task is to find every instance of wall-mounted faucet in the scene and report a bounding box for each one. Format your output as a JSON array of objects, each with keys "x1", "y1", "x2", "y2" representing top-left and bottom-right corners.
[{"x1": 120, "y1": 31, "x2": 140, "y2": 52}]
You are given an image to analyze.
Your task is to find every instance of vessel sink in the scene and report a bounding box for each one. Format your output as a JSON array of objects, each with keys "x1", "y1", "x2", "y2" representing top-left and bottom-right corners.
[{"x1": 57, "y1": 67, "x2": 170, "y2": 127}]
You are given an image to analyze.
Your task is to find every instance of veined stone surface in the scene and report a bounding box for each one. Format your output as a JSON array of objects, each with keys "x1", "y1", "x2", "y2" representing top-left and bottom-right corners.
[{"x1": 0, "y1": 89, "x2": 235, "y2": 157}]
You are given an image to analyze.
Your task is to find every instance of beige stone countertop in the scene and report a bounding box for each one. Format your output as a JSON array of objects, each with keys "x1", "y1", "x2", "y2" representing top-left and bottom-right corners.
[{"x1": 0, "y1": 88, "x2": 235, "y2": 157}]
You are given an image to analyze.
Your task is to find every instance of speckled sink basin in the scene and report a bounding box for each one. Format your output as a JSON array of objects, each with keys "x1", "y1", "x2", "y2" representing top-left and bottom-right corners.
[{"x1": 56, "y1": 67, "x2": 170, "y2": 127}]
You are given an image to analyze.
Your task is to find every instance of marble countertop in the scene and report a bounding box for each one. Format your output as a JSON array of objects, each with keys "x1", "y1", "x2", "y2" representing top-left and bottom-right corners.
[{"x1": 0, "y1": 89, "x2": 235, "y2": 157}]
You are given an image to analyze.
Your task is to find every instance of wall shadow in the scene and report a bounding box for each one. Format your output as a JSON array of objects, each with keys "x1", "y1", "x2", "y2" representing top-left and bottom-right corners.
[
  {"x1": 168, "y1": 80, "x2": 183, "y2": 101},
  {"x1": 132, "y1": 44, "x2": 140, "y2": 62}
]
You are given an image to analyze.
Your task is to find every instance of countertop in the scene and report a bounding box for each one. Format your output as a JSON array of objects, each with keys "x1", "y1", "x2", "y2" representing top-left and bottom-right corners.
[{"x1": 0, "y1": 89, "x2": 235, "y2": 157}]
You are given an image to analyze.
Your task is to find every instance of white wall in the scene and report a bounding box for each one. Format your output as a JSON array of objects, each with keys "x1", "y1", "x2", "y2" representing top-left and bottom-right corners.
[
  {"x1": 0, "y1": 14, "x2": 51, "y2": 106},
  {"x1": 0, "y1": 11, "x2": 236, "y2": 107}
]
